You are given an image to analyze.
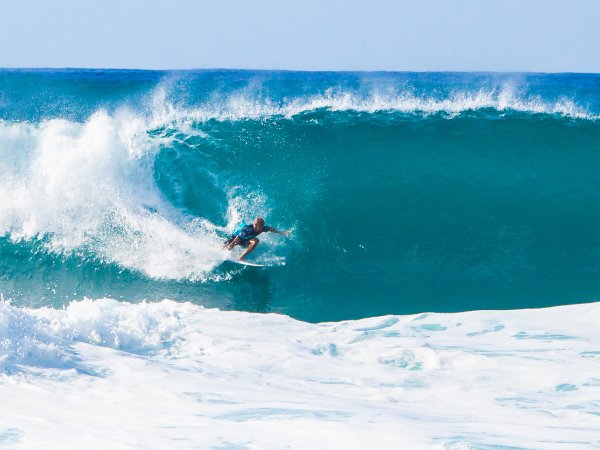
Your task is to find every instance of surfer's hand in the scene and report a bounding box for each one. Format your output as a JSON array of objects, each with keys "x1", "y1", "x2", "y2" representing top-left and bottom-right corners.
[{"x1": 283, "y1": 229, "x2": 292, "y2": 236}]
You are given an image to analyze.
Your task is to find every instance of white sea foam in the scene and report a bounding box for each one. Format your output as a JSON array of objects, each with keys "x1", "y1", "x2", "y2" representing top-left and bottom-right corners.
[
  {"x1": 0, "y1": 113, "x2": 267, "y2": 281},
  {"x1": 0, "y1": 299, "x2": 598, "y2": 449}
]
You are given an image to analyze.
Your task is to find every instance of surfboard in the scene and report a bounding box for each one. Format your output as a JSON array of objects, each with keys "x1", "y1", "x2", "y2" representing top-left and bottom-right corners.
[{"x1": 227, "y1": 259, "x2": 266, "y2": 268}]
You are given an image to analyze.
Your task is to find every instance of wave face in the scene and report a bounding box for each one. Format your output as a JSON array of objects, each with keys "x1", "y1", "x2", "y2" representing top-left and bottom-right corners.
[{"x1": 1, "y1": 70, "x2": 600, "y2": 321}]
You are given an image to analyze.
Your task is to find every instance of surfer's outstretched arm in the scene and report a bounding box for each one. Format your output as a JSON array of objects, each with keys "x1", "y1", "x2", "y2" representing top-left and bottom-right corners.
[{"x1": 267, "y1": 227, "x2": 291, "y2": 236}]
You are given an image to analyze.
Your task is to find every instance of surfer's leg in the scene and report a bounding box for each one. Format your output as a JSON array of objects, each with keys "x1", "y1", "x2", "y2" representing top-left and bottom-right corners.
[{"x1": 239, "y1": 238, "x2": 259, "y2": 261}]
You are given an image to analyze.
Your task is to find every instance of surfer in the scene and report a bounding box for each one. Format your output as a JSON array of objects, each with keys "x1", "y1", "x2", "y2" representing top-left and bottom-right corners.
[{"x1": 224, "y1": 217, "x2": 291, "y2": 261}]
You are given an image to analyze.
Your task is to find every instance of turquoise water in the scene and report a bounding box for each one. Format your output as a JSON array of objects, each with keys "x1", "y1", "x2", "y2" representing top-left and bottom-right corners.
[{"x1": 1, "y1": 69, "x2": 600, "y2": 321}]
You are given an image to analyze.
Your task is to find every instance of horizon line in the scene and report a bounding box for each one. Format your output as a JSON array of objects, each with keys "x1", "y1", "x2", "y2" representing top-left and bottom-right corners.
[{"x1": 1, "y1": 66, "x2": 599, "y2": 76}]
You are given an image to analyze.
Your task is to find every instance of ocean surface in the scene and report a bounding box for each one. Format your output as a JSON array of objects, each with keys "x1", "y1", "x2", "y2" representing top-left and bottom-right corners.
[
  {"x1": 1, "y1": 69, "x2": 600, "y2": 321},
  {"x1": 1, "y1": 70, "x2": 600, "y2": 448}
]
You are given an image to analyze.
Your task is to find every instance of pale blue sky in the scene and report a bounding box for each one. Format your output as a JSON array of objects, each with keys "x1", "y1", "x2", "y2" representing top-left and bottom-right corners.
[{"x1": 1, "y1": 0, "x2": 599, "y2": 72}]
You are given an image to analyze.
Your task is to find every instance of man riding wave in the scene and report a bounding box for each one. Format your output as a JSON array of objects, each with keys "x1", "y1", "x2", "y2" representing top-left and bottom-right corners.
[{"x1": 224, "y1": 217, "x2": 291, "y2": 261}]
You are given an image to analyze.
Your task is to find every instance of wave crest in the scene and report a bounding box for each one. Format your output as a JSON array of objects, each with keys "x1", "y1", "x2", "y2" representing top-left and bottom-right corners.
[{"x1": 149, "y1": 84, "x2": 597, "y2": 124}]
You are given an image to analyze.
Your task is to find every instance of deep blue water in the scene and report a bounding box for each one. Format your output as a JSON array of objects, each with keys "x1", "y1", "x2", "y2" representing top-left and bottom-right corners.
[{"x1": 1, "y1": 69, "x2": 599, "y2": 321}]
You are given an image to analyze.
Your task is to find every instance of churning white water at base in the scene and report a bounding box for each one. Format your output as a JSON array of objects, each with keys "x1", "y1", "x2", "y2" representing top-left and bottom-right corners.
[{"x1": 0, "y1": 299, "x2": 598, "y2": 449}]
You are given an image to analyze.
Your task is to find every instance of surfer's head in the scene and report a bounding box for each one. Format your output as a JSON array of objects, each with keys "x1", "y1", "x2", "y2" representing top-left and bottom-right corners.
[{"x1": 253, "y1": 217, "x2": 265, "y2": 232}]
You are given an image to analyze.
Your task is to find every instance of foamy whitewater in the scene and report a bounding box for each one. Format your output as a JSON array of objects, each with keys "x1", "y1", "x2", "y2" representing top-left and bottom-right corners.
[
  {"x1": 1, "y1": 70, "x2": 600, "y2": 448},
  {"x1": 1, "y1": 299, "x2": 599, "y2": 448}
]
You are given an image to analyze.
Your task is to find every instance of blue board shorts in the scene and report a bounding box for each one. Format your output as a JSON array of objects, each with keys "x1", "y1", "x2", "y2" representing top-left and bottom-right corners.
[{"x1": 225, "y1": 236, "x2": 252, "y2": 247}]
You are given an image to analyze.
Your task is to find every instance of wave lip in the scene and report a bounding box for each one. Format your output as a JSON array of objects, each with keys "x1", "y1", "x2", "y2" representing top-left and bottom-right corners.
[
  {"x1": 151, "y1": 85, "x2": 598, "y2": 124},
  {"x1": 1, "y1": 298, "x2": 599, "y2": 448},
  {"x1": 283, "y1": 88, "x2": 595, "y2": 118}
]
